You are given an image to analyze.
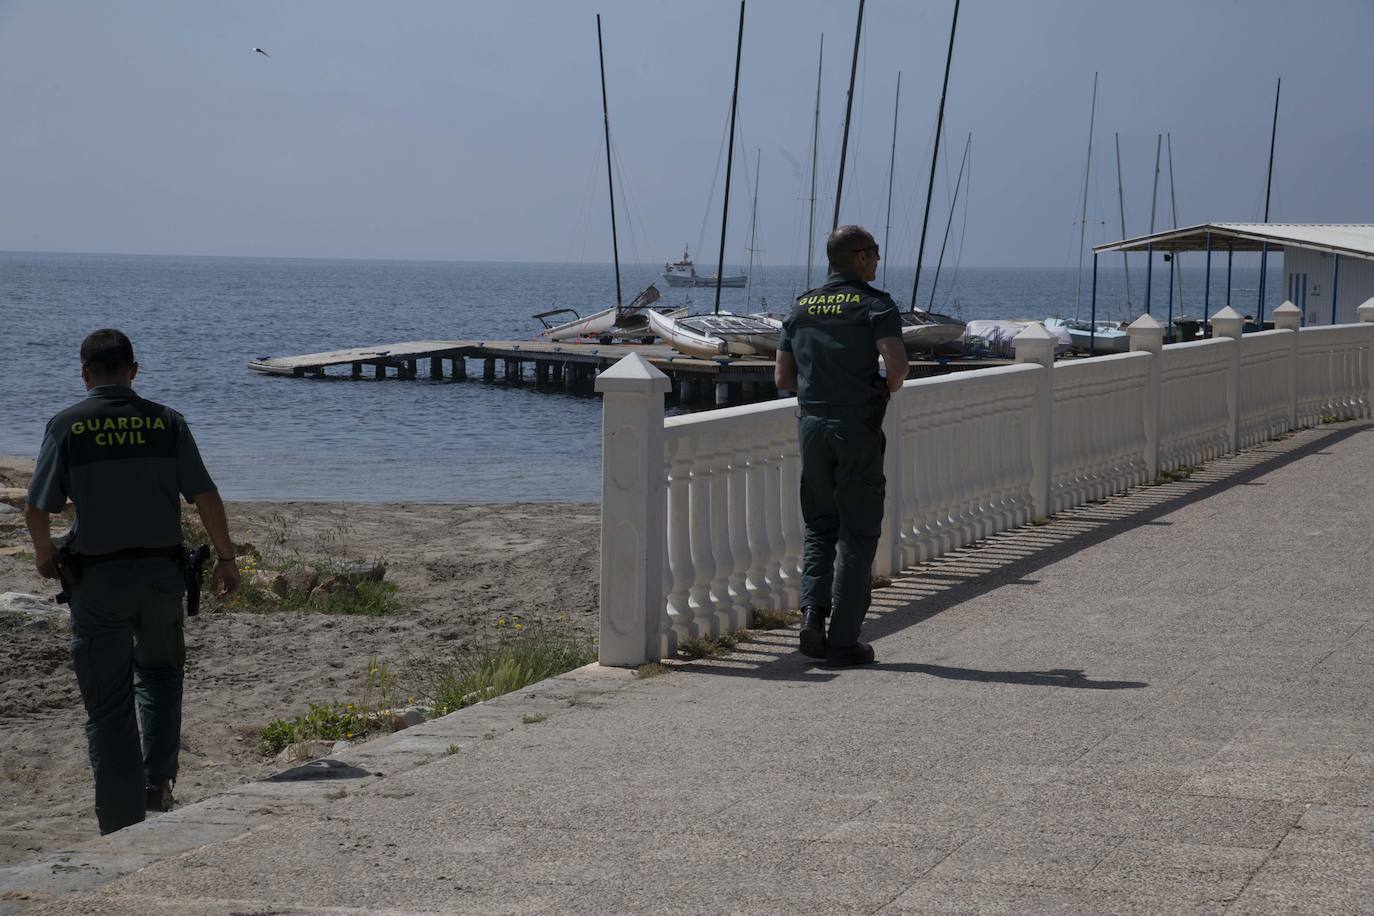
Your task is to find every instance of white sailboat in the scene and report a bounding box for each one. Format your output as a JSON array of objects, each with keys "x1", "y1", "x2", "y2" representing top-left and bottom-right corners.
[{"x1": 533, "y1": 285, "x2": 686, "y2": 343}]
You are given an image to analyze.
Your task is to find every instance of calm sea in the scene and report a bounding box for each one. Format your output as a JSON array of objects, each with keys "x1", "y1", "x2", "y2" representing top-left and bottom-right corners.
[{"x1": 0, "y1": 251, "x2": 1282, "y2": 503}]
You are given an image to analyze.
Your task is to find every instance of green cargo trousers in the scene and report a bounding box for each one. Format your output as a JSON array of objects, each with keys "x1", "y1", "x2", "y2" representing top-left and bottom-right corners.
[
  {"x1": 797, "y1": 413, "x2": 886, "y2": 648},
  {"x1": 68, "y1": 558, "x2": 186, "y2": 835}
]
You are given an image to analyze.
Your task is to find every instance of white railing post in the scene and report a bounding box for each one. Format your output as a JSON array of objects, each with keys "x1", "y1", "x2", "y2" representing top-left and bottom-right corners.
[
  {"x1": 1211, "y1": 306, "x2": 1245, "y2": 454},
  {"x1": 876, "y1": 384, "x2": 905, "y2": 577},
  {"x1": 1014, "y1": 323, "x2": 1056, "y2": 521},
  {"x1": 1359, "y1": 299, "x2": 1374, "y2": 417},
  {"x1": 595, "y1": 353, "x2": 671, "y2": 667},
  {"x1": 1127, "y1": 313, "x2": 1165, "y2": 480},
  {"x1": 1273, "y1": 301, "x2": 1301, "y2": 431}
]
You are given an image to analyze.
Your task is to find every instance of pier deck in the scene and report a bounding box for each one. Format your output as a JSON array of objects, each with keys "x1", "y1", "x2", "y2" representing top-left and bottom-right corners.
[{"x1": 248, "y1": 339, "x2": 1010, "y2": 405}]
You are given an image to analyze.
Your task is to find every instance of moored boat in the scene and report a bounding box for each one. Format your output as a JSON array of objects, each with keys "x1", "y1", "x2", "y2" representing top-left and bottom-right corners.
[
  {"x1": 661, "y1": 245, "x2": 746, "y2": 288},
  {"x1": 647, "y1": 309, "x2": 780, "y2": 358}
]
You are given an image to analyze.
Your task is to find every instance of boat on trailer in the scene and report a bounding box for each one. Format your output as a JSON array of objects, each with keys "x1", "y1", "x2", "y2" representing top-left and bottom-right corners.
[
  {"x1": 900, "y1": 309, "x2": 966, "y2": 352},
  {"x1": 1044, "y1": 317, "x2": 1130, "y2": 354}
]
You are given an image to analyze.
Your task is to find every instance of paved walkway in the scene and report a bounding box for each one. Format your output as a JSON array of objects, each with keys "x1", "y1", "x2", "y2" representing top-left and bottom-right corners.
[{"x1": 7, "y1": 422, "x2": 1374, "y2": 915}]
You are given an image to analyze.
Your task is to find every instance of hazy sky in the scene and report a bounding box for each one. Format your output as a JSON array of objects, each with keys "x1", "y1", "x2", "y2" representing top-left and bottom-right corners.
[{"x1": 1, "y1": 0, "x2": 1370, "y2": 267}]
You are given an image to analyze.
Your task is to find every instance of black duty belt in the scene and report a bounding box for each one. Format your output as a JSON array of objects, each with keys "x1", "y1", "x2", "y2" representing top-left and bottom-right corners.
[
  {"x1": 798, "y1": 403, "x2": 875, "y2": 420},
  {"x1": 73, "y1": 545, "x2": 184, "y2": 568}
]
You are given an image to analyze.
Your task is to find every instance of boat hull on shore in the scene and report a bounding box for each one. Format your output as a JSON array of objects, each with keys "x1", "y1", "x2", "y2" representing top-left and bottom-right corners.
[{"x1": 647, "y1": 310, "x2": 780, "y2": 357}]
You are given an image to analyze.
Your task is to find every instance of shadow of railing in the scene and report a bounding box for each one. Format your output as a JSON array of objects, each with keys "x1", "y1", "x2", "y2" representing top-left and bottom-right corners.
[{"x1": 672, "y1": 421, "x2": 1371, "y2": 684}]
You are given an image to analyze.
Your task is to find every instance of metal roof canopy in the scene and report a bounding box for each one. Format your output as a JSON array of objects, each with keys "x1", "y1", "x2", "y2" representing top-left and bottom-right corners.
[{"x1": 1093, "y1": 223, "x2": 1374, "y2": 262}]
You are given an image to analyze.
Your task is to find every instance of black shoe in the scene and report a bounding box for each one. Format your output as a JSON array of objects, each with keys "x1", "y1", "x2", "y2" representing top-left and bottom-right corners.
[
  {"x1": 823, "y1": 642, "x2": 876, "y2": 668},
  {"x1": 798, "y1": 606, "x2": 829, "y2": 659},
  {"x1": 146, "y1": 777, "x2": 174, "y2": 813}
]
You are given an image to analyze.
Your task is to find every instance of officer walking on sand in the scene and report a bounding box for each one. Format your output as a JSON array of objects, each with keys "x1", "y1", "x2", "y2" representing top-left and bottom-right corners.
[
  {"x1": 24, "y1": 329, "x2": 240, "y2": 835},
  {"x1": 775, "y1": 226, "x2": 907, "y2": 667}
]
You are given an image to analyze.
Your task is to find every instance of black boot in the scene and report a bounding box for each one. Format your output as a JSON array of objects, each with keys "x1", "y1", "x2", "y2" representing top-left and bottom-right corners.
[
  {"x1": 798, "y1": 606, "x2": 829, "y2": 659},
  {"x1": 823, "y1": 641, "x2": 876, "y2": 668},
  {"x1": 146, "y1": 777, "x2": 175, "y2": 813}
]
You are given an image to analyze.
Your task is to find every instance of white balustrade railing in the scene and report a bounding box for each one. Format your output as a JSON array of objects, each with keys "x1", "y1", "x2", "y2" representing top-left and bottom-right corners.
[
  {"x1": 895, "y1": 365, "x2": 1038, "y2": 565},
  {"x1": 1159, "y1": 338, "x2": 1233, "y2": 471},
  {"x1": 596, "y1": 312, "x2": 1374, "y2": 666},
  {"x1": 1051, "y1": 352, "x2": 1150, "y2": 512},
  {"x1": 1297, "y1": 325, "x2": 1371, "y2": 427},
  {"x1": 1237, "y1": 330, "x2": 1294, "y2": 449}
]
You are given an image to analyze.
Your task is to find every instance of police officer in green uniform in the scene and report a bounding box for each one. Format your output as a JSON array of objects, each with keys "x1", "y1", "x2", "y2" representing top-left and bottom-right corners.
[
  {"x1": 24, "y1": 329, "x2": 240, "y2": 835},
  {"x1": 775, "y1": 226, "x2": 907, "y2": 667}
]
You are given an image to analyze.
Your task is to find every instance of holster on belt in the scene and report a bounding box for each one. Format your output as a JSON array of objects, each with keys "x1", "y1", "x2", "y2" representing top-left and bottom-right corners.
[
  {"x1": 182, "y1": 544, "x2": 212, "y2": 616},
  {"x1": 53, "y1": 535, "x2": 81, "y2": 605}
]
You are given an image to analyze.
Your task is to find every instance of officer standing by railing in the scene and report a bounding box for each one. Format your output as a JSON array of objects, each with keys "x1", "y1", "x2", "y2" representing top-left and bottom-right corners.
[
  {"x1": 774, "y1": 226, "x2": 908, "y2": 667},
  {"x1": 24, "y1": 329, "x2": 240, "y2": 835}
]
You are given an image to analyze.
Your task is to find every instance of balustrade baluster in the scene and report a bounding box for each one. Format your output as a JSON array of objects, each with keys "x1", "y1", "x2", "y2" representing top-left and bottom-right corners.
[
  {"x1": 778, "y1": 434, "x2": 804, "y2": 608},
  {"x1": 686, "y1": 437, "x2": 718, "y2": 637},
  {"x1": 726, "y1": 443, "x2": 752, "y2": 630},
  {"x1": 744, "y1": 446, "x2": 774, "y2": 611},
  {"x1": 761, "y1": 424, "x2": 787, "y2": 609},
  {"x1": 664, "y1": 437, "x2": 695, "y2": 647},
  {"x1": 706, "y1": 430, "x2": 735, "y2": 634}
]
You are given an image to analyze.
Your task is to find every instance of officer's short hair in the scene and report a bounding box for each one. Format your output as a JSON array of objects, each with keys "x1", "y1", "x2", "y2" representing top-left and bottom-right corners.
[
  {"x1": 827, "y1": 225, "x2": 876, "y2": 273},
  {"x1": 80, "y1": 329, "x2": 136, "y2": 377}
]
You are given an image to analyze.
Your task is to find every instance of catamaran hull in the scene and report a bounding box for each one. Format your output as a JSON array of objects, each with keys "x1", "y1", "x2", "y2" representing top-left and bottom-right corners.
[{"x1": 646, "y1": 310, "x2": 780, "y2": 357}]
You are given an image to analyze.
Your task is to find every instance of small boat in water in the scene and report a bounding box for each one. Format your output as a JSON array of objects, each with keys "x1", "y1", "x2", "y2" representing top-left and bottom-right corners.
[
  {"x1": 1044, "y1": 317, "x2": 1131, "y2": 354},
  {"x1": 661, "y1": 246, "x2": 746, "y2": 289},
  {"x1": 533, "y1": 285, "x2": 683, "y2": 343},
  {"x1": 646, "y1": 309, "x2": 780, "y2": 358}
]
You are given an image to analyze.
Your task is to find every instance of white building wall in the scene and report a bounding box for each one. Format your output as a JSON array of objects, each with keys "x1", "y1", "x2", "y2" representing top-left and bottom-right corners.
[{"x1": 1283, "y1": 249, "x2": 1374, "y2": 325}]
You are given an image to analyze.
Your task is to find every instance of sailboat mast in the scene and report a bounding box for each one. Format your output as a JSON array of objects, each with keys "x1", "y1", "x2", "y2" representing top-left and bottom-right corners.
[
  {"x1": 910, "y1": 0, "x2": 961, "y2": 312},
  {"x1": 1258, "y1": 77, "x2": 1280, "y2": 317},
  {"x1": 1074, "y1": 72, "x2": 1098, "y2": 321},
  {"x1": 882, "y1": 71, "x2": 901, "y2": 289},
  {"x1": 1167, "y1": 132, "x2": 1183, "y2": 310},
  {"x1": 805, "y1": 35, "x2": 823, "y2": 290},
  {"x1": 929, "y1": 131, "x2": 971, "y2": 311},
  {"x1": 595, "y1": 14, "x2": 622, "y2": 307},
  {"x1": 714, "y1": 0, "x2": 746, "y2": 315},
  {"x1": 746, "y1": 148, "x2": 760, "y2": 309},
  {"x1": 1114, "y1": 132, "x2": 1132, "y2": 311},
  {"x1": 832, "y1": 0, "x2": 865, "y2": 232},
  {"x1": 1148, "y1": 133, "x2": 1161, "y2": 235}
]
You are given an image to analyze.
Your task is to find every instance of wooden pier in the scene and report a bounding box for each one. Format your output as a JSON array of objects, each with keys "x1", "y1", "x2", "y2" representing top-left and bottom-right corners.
[{"x1": 247, "y1": 340, "x2": 1011, "y2": 406}]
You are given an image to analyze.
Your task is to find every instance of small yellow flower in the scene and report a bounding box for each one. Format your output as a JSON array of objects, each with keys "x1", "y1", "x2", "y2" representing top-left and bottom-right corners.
[
  {"x1": 497, "y1": 617, "x2": 507, "y2": 627},
  {"x1": 514, "y1": 622, "x2": 524, "y2": 631}
]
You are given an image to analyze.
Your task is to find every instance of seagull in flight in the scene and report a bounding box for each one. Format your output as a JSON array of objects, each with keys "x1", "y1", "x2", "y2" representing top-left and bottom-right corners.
[{"x1": 253, "y1": 47, "x2": 270, "y2": 58}]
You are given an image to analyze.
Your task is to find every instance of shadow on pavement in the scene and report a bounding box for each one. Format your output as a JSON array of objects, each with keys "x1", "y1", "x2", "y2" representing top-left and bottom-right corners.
[
  {"x1": 676, "y1": 423, "x2": 1371, "y2": 683},
  {"x1": 872, "y1": 663, "x2": 1148, "y2": 689}
]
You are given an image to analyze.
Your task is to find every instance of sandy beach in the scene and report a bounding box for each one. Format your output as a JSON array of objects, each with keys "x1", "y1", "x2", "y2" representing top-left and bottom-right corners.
[{"x1": 0, "y1": 455, "x2": 599, "y2": 867}]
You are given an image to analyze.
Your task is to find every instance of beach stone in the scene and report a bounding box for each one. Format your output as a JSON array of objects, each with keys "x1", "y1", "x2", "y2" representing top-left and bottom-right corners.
[
  {"x1": 273, "y1": 740, "x2": 333, "y2": 767},
  {"x1": 390, "y1": 706, "x2": 427, "y2": 729},
  {"x1": 309, "y1": 575, "x2": 354, "y2": 603},
  {"x1": 252, "y1": 570, "x2": 288, "y2": 599},
  {"x1": 283, "y1": 565, "x2": 320, "y2": 595},
  {"x1": 234, "y1": 542, "x2": 262, "y2": 561},
  {"x1": 340, "y1": 559, "x2": 387, "y2": 585},
  {"x1": 0, "y1": 592, "x2": 57, "y2": 613},
  {"x1": 331, "y1": 740, "x2": 353, "y2": 755},
  {"x1": 0, "y1": 487, "x2": 26, "y2": 508},
  {"x1": 0, "y1": 503, "x2": 16, "y2": 515}
]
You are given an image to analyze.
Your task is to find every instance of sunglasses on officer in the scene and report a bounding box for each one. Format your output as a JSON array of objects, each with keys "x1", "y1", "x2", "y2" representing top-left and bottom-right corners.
[{"x1": 851, "y1": 243, "x2": 880, "y2": 258}]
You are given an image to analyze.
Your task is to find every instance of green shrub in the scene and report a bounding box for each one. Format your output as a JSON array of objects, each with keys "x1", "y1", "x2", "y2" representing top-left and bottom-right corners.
[{"x1": 424, "y1": 626, "x2": 596, "y2": 718}]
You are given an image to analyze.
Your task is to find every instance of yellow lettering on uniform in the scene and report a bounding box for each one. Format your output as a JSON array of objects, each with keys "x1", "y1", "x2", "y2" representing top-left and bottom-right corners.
[
  {"x1": 117, "y1": 417, "x2": 128, "y2": 430},
  {"x1": 131, "y1": 417, "x2": 143, "y2": 430},
  {"x1": 72, "y1": 421, "x2": 84, "y2": 435},
  {"x1": 136, "y1": 432, "x2": 146, "y2": 444},
  {"x1": 152, "y1": 418, "x2": 166, "y2": 431},
  {"x1": 114, "y1": 432, "x2": 126, "y2": 445},
  {"x1": 96, "y1": 433, "x2": 107, "y2": 446}
]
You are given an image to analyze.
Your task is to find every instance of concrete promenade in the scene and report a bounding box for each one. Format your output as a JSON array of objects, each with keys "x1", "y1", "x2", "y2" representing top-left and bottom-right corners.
[{"x1": 8, "y1": 421, "x2": 1374, "y2": 914}]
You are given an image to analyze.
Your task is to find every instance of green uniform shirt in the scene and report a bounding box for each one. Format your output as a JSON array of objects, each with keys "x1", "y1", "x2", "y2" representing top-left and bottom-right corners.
[
  {"x1": 778, "y1": 271, "x2": 904, "y2": 409},
  {"x1": 27, "y1": 385, "x2": 216, "y2": 555}
]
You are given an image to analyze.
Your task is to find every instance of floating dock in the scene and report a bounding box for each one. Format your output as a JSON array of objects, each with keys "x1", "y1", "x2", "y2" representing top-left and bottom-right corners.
[{"x1": 248, "y1": 340, "x2": 1011, "y2": 406}]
